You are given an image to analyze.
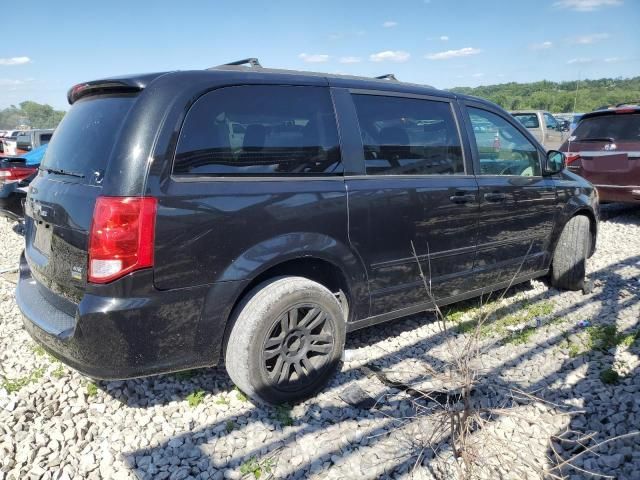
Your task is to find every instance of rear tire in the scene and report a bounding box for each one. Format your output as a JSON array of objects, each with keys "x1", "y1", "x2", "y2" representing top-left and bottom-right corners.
[
  {"x1": 551, "y1": 215, "x2": 590, "y2": 291},
  {"x1": 225, "y1": 276, "x2": 345, "y2": 405}
]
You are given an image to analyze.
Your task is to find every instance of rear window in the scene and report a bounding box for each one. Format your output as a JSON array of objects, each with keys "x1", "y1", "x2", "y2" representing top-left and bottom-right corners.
[
  {"x1": 41, "y1": 95, "x2": 135, "y2": 178},
  {"x1": 572, "y1": 113, "x2": 640, "y2": 142},
  {"x1": 512, "y1": 113, "x2": 540, "y2": 129}
]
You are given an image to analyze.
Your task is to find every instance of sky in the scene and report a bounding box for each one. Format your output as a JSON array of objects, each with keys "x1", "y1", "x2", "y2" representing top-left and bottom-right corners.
[{"x1": 1, "y1": 0, "x2": 638, "y2": 110}]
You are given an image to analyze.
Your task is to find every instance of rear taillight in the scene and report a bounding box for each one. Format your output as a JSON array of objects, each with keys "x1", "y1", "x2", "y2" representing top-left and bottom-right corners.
[
  {"x1": 566, "y1": 153, "x2": 581, "y2": 165},
  {"x1": 88, "y1": 196, "x2": 157, "y2": 284},
  {"x1": 0, "y1": 166, "x2": 36, "y2": 184}
]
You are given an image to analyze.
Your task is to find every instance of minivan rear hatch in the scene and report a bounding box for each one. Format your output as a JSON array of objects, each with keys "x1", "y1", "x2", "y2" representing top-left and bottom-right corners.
[
  {"x1": 567, "y1": 111, "x2": 640, "y2": 186},
  {"x1": 25, "y1": 94, "x2": 137, "y2": 304}
]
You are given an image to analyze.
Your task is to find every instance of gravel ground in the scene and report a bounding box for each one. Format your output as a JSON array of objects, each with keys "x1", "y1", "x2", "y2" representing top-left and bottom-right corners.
[{"x1": 1, "y1": 204, "x2": 639, "y2": 480}]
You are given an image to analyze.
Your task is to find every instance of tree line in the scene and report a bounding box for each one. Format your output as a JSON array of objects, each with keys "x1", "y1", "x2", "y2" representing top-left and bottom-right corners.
[
  {"x1": 1, "y1": 76, "x2": 638, "y2": 130},
  {"x1": 0, "y1": 101, "x2": 66, "y2": 130},
  {"x1": 450, "y1": 76, "x2": 640, "y2": 113}
]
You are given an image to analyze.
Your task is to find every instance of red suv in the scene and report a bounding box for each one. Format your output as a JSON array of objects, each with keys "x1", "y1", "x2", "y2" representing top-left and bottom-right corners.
[{"x1": 559, "y1": 106, "x2": 640, "y2": 203}]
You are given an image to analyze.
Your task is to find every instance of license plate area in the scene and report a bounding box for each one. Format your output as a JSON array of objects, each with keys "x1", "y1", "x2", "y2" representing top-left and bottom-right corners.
[{"x1": 33, "y1": 220, "x2": 52, "y2": 256}]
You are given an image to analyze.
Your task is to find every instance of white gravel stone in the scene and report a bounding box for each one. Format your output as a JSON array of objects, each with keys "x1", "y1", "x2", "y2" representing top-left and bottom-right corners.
[{"x1": 0, "y1": 205, "x2": 639, "y2": 479}]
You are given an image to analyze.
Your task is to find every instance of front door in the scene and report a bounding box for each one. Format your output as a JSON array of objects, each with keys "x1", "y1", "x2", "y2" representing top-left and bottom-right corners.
[
  {"x1": 463, "y1": 103, "x2": 557, "y2": 287},
  {"x1": 343, "y1": 91, "x2": 479, "y2": 317}
]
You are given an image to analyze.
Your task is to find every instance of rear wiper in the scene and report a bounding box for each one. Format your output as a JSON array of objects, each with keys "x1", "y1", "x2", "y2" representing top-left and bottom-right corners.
[
  {"x1": 573, "y1": 137, "x2": 615, "y2": 143},
  {"x1": 43, "y1": 167, "x2": 85, "y2": 178}
]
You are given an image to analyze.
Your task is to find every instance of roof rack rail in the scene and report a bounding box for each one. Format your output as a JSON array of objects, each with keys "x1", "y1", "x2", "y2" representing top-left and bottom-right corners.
[
  {"x1": 216, "y1": 58, "x2": 262, "y2": 69},
  {"x1": 375, "y1": 74, "x2": 398, "y2": 81}
]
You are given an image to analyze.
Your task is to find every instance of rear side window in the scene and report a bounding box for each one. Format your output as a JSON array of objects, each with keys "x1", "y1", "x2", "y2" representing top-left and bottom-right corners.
[
  {"x1": 173, "y1": 85, "x2": 342, "y2": 176},
  {"x1": 512, "y1": 113, "x2": 539, "y2": 129},
  {"x1": 41, "y1": 95, "x2": 135, "y2": 178},
  {"x1": 352, "y1": 94, "x2": 464, "y2": 175},
  {"x1": 40, "y1": 133, "x2": 53, "y2": 144},
  {"x1": 572, "y1": 114, "x2": 640, "y2": 142}
]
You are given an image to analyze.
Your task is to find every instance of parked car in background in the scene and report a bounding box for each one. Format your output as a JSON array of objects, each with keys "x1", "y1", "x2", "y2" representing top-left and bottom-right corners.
[
  {"x1": 511, "y1": 110, "x2": 567, "y2": 150},
  {"x1": 18, "y1": 61, "x2": 598, "y2": 405},
  {"x1": 0, "y1": 144, "x2": 47, "y2": 221},
  {"x1": 559, "y1": 105, "x2": 640, "y2": 203},
  {"x1": 570, "y1": 114, "x2": 584, "y2": 133},
  {"x1": 11, "y1": 129, "x2": 54, "y2": 155},
  {"x1": 0, "y1": 129, "x2": 27, "y2": 154}
]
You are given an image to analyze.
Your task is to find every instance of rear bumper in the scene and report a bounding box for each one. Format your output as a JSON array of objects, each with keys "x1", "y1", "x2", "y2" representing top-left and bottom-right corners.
[
  {"x1": 17, "y1": 252, "x2": 245, "y2": 379},
  {"x1": 595, "y1": 185, "x2": 640, "y2": 204}
]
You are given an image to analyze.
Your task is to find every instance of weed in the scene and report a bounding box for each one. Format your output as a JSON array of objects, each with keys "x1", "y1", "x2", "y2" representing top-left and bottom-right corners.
[
  {"x1": 1, "y1": 367, "x2": 45, "y2": 393},
  {"x1": 52, "y1": 365, "x2": 66, "y2": 378},
  {"x1": 568, "y1": 343, "x2": 582, "y2": 358},
  {"x1": 86, "y1": 382, "x2": 98, "y2": 397},
  {"x1": 586, "y1": 324, "x2": 618, "y2": 350},
  {"x1": 240, "y1": 457, "x2": 274, "y2": 479},
  {"x1": 272, "y1": 404, "x2": 293, "y2": 426},
  {"x1": 506, "y1": 327, "x2": 535, "y2": 345},
  {"x1": 186, "y1": 389, "x2": 205, "y2": 407},
  {"x1": 234, "y1": 386, "x2": 248, "y2": 402},
  {"x1": 618, "y1": 334, "x2": 636, "y2": 348},
  {"x1": 31, "y1": 344, "x2": 46, "y2": 357},
  {"x1": 225, "y1": 420, "x2": 236, "y2": 433},
  {"x1": 215, "y1": 396, "x2": 230, "y2": 405},
  {"x1": 174, "y1": 370, "x2": 198, "y2": 380},
  {"x1": 600, "y1": 368, "x2": 619, "y2": 384}
]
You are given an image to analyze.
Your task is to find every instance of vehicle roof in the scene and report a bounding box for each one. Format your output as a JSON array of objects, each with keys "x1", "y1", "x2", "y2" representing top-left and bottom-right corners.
[
  {"x1": 581, "y1": 106, "x2": 640, "y2": 120},
  {"x1": 510, "y1": 110, "x2": 550, "y2": 114},
  {"x1": 69, "y1": 65, "x2": 499, "y2": 109}
]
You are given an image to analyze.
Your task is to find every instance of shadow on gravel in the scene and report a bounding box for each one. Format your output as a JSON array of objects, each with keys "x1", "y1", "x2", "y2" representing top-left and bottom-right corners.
[{"x1": 118, "y1": 250, "x2": 639, "y2": 478}]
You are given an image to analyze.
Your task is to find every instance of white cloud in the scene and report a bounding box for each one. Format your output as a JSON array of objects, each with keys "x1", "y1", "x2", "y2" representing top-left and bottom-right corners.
[
  {"x1": 328, "y1": 33, "x2": 343, "y2": 40},
  {"x1": 554, "y1": 0, "x2": 622, "y2": 11},
  {"x1": 382, "y1": 21, "x2": 398, "y2": 28},
  {"x1": 298, "y1": 53, "x2": 330, "y2": 63},
  {"x1": 439, "y1": 35, "x2": 449, "y2": 41},
  {"x1": 0, "y1": 79, "x2": 24, "y2": 86},
  {"x1": 425, "y1": 47, "x2": 482, "y2": 60},
  {"x1": 471, "y1": 73, "x2": 484, "y2": 78},
  {"x1": 604, "y1": 56, "x2": 622, "y2": 62},
  {"x1": 567, "y1": 57, "x2": 593, "y2": 64},
  {"x1": 339, "y1": 56, "x2": 362, "y2": 64},
  {"x1": 369, "y1": 50, "x2": 410, "y2": 62},
  {"x1": 572, "y1": 32, "x2": 610, "y2": 44},
  {"x1": 531, "y1": 41, "x2": 553, "y2": 50},
  {"x1": 0, "y1": 56, "x2": 31, "y2": 66}
]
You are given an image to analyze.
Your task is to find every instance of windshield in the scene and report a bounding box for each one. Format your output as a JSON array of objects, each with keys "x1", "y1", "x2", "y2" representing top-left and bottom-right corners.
[
  {"x1": 512, "y1": 113, "x2": 540, "y2": 129},
  {"x1": 572, "y1": 113, "x2": 640, "y2": 142},
  {"x1": 41, "y1": 95, "x2": 135, "y2": 179}
]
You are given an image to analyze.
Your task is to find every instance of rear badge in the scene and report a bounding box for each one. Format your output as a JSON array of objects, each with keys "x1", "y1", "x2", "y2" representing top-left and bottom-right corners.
[
  {"x1": 71, "y1": 266, "x2": 83, "y2": 280},
  {"x1": 604, "y1": 143, "x2": 617, "y2": 151}
]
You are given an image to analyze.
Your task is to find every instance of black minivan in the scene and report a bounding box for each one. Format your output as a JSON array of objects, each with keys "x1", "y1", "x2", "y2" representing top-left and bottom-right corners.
[{"x1": 17, "y1": 60, "x2": 598, "y2": 404}]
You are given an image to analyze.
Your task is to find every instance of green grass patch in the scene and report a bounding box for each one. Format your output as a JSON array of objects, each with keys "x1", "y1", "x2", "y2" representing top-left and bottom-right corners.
[
  {"x1": 174, "y1": 370, "x2": 198, "y2": 380},
  {"x1": 215, "y1": 396, "x2": 230, "y2": 405},
  {"x1": 484, "y1": 300, "x2": 555, "y2": 338},
  {"x1": 225, "y1": 420, "x2": 236, "y2": 433},
  {"x1": 52, "y1": 365, "x2": 66, "y2": 378},
  {"x1": 234, "y1": 387, "x2": 248, "y2": 402},
  {"x1": 505, "y1": 327, "x2": 535, "y2": 345},
  {"x1": 1, "y1": 367, "x2": 45, "y2": 393},
  {"x1": 568, "y1": 343, "x2": 582, "y2": 358},
  {"x1": 600, "y1": 368, "x2": 619, "y2": 384},
  {"x1": 186, "y1": 389, "x2": 205, "y2": 407},
  {"x1": 86, "y1": 382, "x2": 98, "y2": 397},
  {"x1": 31, "y1": 344, "x2": 46, "y2": 357},
  {"x1": 240, "y1": 457, "x2": 274, "y2": 479},
  {"x1": 272, "y1": 404, "x2": 293, "y2": 426}
]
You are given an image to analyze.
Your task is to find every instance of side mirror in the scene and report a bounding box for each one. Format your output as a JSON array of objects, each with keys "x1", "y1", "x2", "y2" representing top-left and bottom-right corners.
[{"x1": 544, "y1": 150, "x2": 565, "y2": 175}]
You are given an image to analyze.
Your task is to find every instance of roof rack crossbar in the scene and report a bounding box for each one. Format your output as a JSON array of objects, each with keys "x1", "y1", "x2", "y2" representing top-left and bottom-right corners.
[
  {"x1": 375, "y1": 74, "x2": 398, "y2": 81},
  {"x1": 220, "y1": 58, "x2": 262, "y2": 68}
]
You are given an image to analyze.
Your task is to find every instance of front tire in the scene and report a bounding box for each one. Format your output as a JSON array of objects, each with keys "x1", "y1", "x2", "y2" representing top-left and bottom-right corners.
[
  {"x1": 225, "y1": 276, "x2": 345, "y2": 405},
  {"x1": 551, "y1": 215, "x2": 590, "y2": 291}
]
